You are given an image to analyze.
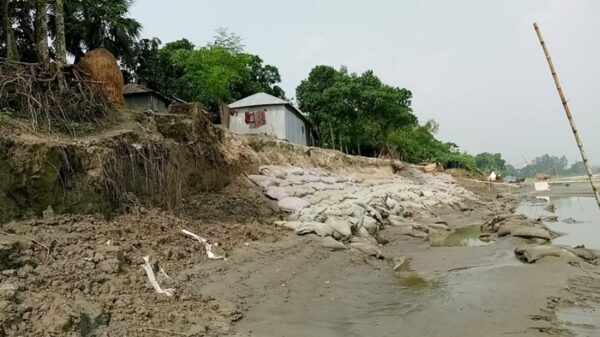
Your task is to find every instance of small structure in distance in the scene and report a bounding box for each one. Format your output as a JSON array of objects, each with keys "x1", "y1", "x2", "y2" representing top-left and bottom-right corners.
[
  {"x1": 123, "y1": 83, "x2": 185, "y2": 113},
  {"x1": 227, "y1": 92, "x2": 315, "y2": 146}
]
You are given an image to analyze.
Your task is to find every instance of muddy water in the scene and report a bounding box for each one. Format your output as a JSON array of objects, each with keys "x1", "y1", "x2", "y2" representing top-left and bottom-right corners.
[
  {"x1": 431, "y1": 224, "x2": 490, "y2": 247},
  {"x1": 516, "y1": 195, "x2": 600, "y2": 249},
  {"x1": 230, "y1": 230, "x2": 561, "y2": 337}
]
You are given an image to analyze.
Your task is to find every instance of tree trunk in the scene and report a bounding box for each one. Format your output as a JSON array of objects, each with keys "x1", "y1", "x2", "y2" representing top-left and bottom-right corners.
[
  {"x1": 54, "y1": 0, "x2": 66, "y2": 63},
  {"x1": 34, "y1": 0, "x2": 49, "y2": 64},
  {"x1": 329, "y1": 124, "x2": 335, "y2": 150},
  {"x1": 1, "y1": 0, "x2": 19, "y2": 60}
]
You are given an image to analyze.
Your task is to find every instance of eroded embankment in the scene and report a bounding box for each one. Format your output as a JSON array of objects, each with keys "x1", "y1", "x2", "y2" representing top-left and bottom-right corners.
[{"x1": 0, "y1": 113, "x2": 240, "y2": 223}]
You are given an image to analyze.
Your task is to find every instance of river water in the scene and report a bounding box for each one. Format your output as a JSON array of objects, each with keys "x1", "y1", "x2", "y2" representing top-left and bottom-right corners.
[{"x1": 516, "y1": 195, "x2": 600, "y2": 249}]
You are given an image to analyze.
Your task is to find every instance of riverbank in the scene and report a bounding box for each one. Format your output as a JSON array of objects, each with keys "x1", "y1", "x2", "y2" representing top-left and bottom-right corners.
[{"x1": 1, "y1": 121, "x2": 599, "y2": 336}]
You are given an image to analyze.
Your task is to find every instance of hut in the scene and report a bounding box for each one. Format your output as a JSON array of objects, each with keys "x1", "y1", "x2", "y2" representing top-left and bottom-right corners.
[
  {"x1": 123, "y1": 84, "x2": 185, "y2": 112},
  {"x1": 228, "y1": 92, "x2": 315, "y2": 146}
]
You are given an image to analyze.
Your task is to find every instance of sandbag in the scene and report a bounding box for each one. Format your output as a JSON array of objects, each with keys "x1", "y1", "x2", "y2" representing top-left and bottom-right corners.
[
  {"x1": 278, "y1": 197, "x2": 310, "y2": 213},
  {"x1": 350, "y1": 241, "x2": 383, "y2": 258},
  {"x1": 283, "y1": 166, "x2": 304, "y2": 176},
  {"x1": 511, "y1": 227, "x2": 552, "y2": 240},
  {"x1": 247, "y1": 175, "x2": 279, "y2": 188},
  {"x1": 265, "y1": 186, "x2": 290, "y2": 200},
  {"x1": 274, "y1": 221, "x2": 303, "y2": 231},
  {"x1": 320, "y1": 237, "x2": 348, "y2": 251},
  {"x1": 325, "y1": 217, "x2": 353, "y2": 238},
  {"x1": 515, "y1": 244, "x2": 577, "y2": 263},
  {"x1": 295, "y1": 222, "x2": 334, "y2": 237},
  {"x1": 259, "y1": 165, "x2": 286, "y2": 179},
  {"x1": 360, "y1": 215, "x2": 379, "y2": 235}
]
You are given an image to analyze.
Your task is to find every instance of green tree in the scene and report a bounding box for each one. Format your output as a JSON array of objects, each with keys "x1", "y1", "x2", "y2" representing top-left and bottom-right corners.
[
  {"x1": 474, "y1": 152, "x2": 506, "y2": 173},
  {"x1": 61, "y1": 0, "x2": 141, "y2": 62},
  {"x1": 297, "y1": 65, "x2": 416, "y2": 155},
  {"x1": 127, "y1": 32, "x2": 285, "y2": 113}
]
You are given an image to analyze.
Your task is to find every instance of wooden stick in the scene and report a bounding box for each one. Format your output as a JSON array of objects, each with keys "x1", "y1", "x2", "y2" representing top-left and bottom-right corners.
[
  {"x1": 533, "y1": 22, "x2": 600, "y2": 208},
  {"x1": 145, "y1": 327, "x2": 190, "y2": 336}
]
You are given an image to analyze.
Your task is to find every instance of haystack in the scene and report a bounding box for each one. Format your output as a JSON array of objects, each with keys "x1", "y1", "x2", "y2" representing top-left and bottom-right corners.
[{"x1": 77, "y1": 48, "x2": 124, "y2": 106}]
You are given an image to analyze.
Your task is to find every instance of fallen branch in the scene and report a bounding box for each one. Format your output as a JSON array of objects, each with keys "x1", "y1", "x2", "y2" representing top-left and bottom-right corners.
[
  {"x1": 181, "y1": 229, "x2": 226, "y2": 260},
  {"x1": 141, "y1": 256, "x2": 175, "y2": 297},
  {"x1": 0, "y1": 230, "x2": 50, "y2": 259}
]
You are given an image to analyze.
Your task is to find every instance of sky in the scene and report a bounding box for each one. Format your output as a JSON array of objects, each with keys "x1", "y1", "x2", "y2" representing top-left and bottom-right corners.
[{"x1": 130, "y1": 0, "x2": 600, "y2": 167}]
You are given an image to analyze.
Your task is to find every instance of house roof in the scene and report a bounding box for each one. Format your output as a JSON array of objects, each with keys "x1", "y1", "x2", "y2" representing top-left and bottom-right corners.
[
  {"x1": 228, "y1": 92, "x2": 311, "y2": 125},
  {"x1": 228, "y1": 92, "x2": 288, "y2": 108},
  {"x1": 123, "y1": 83, "x2": 186, "y2": 104}
]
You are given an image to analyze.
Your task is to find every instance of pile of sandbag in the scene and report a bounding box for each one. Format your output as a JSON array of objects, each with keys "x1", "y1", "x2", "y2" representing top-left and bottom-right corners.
[
  {"x1": 481, "y1": 214, "x2": 558, "y2": 243},
  {"x1": 247, "y1": 165, "x2": 478, "y2": 257}
]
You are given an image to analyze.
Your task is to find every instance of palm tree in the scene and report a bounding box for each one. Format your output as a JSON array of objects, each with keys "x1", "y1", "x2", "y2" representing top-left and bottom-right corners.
[{"x1": 63, "y1": 0, "x2": 141, "y2": 62}]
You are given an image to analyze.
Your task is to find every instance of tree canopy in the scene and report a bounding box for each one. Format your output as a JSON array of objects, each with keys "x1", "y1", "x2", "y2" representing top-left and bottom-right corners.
[
  {"x1": 125, "y1": 31, "x2": 285, "y2": 112},
  {"x1": 296, "y1": 65, "x2": 416, "y2": 156}
]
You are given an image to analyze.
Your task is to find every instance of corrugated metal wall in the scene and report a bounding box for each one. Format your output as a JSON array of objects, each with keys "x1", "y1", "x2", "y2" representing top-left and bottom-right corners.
[
  {"x1": 228, "y1": 105, "x2": 308, "y2": 146},
  {"x1": 229, "y1": 105, "x2": 286, "y2": 139},
  {"x1": 284, "y1": 106, "x2": 307, "y2": 146},
  {"x1": 124, "y1": 94, "x2": 168, "y2": 112}
]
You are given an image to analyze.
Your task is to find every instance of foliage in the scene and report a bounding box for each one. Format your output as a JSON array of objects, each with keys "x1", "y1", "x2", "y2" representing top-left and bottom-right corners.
[
  {"x1": 510, "y1": 154, "x2": 600, "y2": 177},
  {"x1": 474, "y1": 152, "x2": 506, "y2": 174},
  {"x1": 517, "y1": 154, "x2": 568, "y2": 177},
  {"x1": 297, "y1": 65, "x2": 416, "y2": 155},
  {"x1": 127, "y1": 31, "x2": 285, "y2": 113},
  {"x1": 389, "y1": 125, "x2": 476, "y2": 170},
  {"x1": 0, "y1": 0, "x2": 141, "y2": 62}
]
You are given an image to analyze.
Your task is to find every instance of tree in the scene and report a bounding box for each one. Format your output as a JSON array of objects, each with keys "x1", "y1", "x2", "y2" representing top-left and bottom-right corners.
[
  {"x1": 1, "y1": 0, "x2": 19, "y2": 60},
  {"x1": 297, "y1": 65, "x2": 416, "y2": 155},
  {"x1": 34, "y1": 0, "x2": 48, "y2": 64},
  {"x1": 62, "y1": 0, "x2": 141, "y2": 62},
  {"x1": 517, "y1": 154, "x2": 569, "y2": 177},
  {"x1": 54, "y1": 0, "x2": 65, "y2": 63},
  {"x1": 127, "y1": 32, "x2": 285, "y2": 113},
  {"x1": 475, "y1": 152, "x2": 506, "y2": 173},
  {"x1": 212, "y1": 27, "x2": 244, "y2": 54}
]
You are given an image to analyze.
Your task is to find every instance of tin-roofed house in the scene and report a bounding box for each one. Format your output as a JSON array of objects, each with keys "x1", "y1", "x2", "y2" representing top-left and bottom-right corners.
[
  {"x1": 227, "y1": 92, "x2": 315, "y2": 146},
  {"x1": 123, "y1": 83, "x2": 185, "y2": 112}
]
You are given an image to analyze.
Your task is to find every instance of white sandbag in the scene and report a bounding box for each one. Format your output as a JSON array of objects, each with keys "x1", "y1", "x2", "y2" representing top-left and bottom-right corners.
[
  {"x1": 320, "y1": 237, "x2": 348, "y2": 251},
  {"x1": 349, "y1": 241, "x2": 383, "y2": 258},
  {"x1": 515, "y1": 244, "x2": 577, "y2": 263},
  {"x1": 295, "y1": 222, "x2": 334, "y2": 237},
  {"x1": 265, "y1": 186, "x2": 291, "y2": 200},
  {"x1": 361, "y1": 215, "x2": 379, "y2": 235},
  {"x1": 325, "y1": 217, "x2": 353, "y2": 238},
  {"x1": 259, "y1": 165, "x2": 286, "y2": 179},
  {"x1": 274, "y1": 221, "x2": 303, "y2": 231},
  {"x1": 283, "y1": 166, "x2": 305, "y2": 176},
  {"x1": 246, "y1": 175, "x2": 279, "y2": 188},
  {"x1": 511, "y1": 227, "x2": 552, "y2": 240},
  {"x1": 278, "y1": 197, "x2": 310, "y2": 213}
]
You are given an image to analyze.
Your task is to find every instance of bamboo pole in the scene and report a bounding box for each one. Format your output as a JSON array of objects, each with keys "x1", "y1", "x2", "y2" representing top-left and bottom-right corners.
[{"x1": 533, "y1": 22, "x2": 600, "y2": 208}]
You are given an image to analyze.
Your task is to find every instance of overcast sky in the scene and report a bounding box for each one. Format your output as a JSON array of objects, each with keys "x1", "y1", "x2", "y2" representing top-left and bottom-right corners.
[{"x1": 131, "y1": 0, "x2": 600, "y2": 167}]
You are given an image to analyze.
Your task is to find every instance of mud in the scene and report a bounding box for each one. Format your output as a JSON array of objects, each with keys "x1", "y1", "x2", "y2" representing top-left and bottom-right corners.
[{"x1": 1, "y1": 123, "x2": 600, "y2": 336}]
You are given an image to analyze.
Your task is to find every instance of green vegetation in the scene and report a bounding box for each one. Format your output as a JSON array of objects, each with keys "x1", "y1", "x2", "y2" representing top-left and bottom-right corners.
[
  {"x1": 511, "y1": 154, "x2": 600, "y2": 178},
  {"x1": 296, "y1": 65, "x2": 476, "y2": 169},
  {"x1": 125, "y1": 30, "x2": 285, "y2": 112},
  {"x1": 0, "y1": 0, "x2": 141, "y2": 63}
]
